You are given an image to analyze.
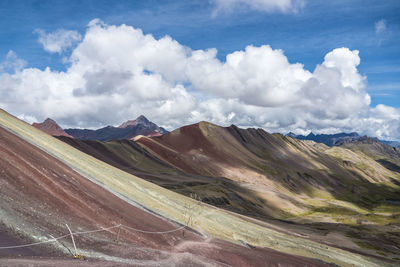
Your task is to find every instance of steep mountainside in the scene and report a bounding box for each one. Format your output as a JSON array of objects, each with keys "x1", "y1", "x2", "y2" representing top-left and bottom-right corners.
[
  {"x1": 57, "y1": 136, "x2": 282, "y2": 224},
  {"x1": 136, "y1": 122, "x2": 400, "y2": 210},
  {"x1": 0, "y1": 108, "x2": 392, "y2": 267},
  {"x1": 132, "y1": 122, "x2": 400, "y2": 261},
  {"x1": 65, "y1": 115, "x2": 167, "y2": 141},
  {"x1": 32, "y1": 118, "x2": 73, "y2": 138}
]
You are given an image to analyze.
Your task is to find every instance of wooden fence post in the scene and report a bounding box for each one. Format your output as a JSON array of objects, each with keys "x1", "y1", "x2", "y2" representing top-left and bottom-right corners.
[{"x1": 65, "y1": 224, "x2": 78, "y2": 256}]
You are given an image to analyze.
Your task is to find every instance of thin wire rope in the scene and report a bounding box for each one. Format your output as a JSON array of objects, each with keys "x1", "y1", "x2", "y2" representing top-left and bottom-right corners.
[
  {"x1": 0, "y1": 224, "x2": 120, "y2": 250},
  {"x1": 73, "y1": 224, "x2": 121, "y2": 235},
  {"x1": 121, "y1": 224, "x2": 185, "y2": 234},
  {"x1": 0, "y1": 234, "x2": 69, "y2": 249},
  {"x1": 0, "y1": 223, "x2": 186, "y2": 249}
]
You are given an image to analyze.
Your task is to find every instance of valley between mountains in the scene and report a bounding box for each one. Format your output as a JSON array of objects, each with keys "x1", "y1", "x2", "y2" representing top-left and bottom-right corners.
[{"x1": 1, "y1": 109, "x2": 400, "y2": 266}]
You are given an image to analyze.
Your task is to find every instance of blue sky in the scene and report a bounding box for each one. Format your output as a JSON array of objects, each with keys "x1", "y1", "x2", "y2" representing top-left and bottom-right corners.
[
  {"x1": 0, "y1": 0, "x2": 399, "y2": 139},
  {"x1": 1, "y1": 0, "x2": 399, "y2": 107}
]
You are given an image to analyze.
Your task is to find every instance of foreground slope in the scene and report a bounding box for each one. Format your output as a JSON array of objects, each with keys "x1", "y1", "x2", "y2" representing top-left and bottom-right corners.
[
  {"x1": 0, "y1": 109, "x2": 394, "y2": 266},
  {"x1": 0, "y1": 125, "x2": 200, "y2": 264},
  {"x1": 0, "y1": 115, "x2": 333, "y2": 266}
]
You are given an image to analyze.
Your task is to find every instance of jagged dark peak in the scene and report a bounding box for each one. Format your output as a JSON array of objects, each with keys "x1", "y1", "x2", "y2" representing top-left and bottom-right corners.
[
  {"x1": 119, "y1": 115, "x2": 150, "y2": 128},
  {"x1": 136, "y1": 115, "x2": 149, "y2": 123},
  {"x1": 228, "y1": 124, "x2": 239, "y2": 129},
  {"x1": 67, "y1": 115, "x2": 168, "y2": 141},
  {"x1": 43, "y1": 118, "x2": 56, "y2": 123},
  {"x1": 288, "y1": 131, "x2": 363, "y2": 146},
  {"x1": 333, "y1": 135, "x2": 379, "y2": 146}
]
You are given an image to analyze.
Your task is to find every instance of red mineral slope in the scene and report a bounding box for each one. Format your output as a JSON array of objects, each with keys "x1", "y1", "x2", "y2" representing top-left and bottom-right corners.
[
  {"x1": 135, "y1": 121, "x2": 262, "y2": 177},
  {"x1": 32, "y1": 118, "x2": 73, "y2": 138},
  {"x1": 0, "y1": 125, "x2": 330, "y2": 266},
  {"x1": 135, "y1": 121, "x2": 400, "y2": 205}
]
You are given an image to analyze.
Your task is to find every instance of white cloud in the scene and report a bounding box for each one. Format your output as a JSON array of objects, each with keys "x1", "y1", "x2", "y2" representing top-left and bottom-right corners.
[
  {"x1": 0, "y1": 20, "x2": 399, "y2": 140},
  {"x1": 0, "y1": 51, "x2": 27, "y2": 73},
  {"x1": 375, "y1": 19, "x2": 386, "y2": 34},
  {"x1": 212, "y1": 0, "x2": 305, "y2": 14},
  {"x1": 36, "y1": 29, "x2": 82, "y2": 54},
  {"x1": 1, "y1": 20, "x2": 195, "y2": 129},
  {"x1": 186, "y1": 45, "x2": 312, "y2": 107},
  {"x1": 187, "y1": 46, "x2": 371, "y2": 128}
]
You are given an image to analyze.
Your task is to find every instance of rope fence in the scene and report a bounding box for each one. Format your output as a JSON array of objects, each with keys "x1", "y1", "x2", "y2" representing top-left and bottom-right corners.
[
  {"x1": 121, "y1": 224, "x2": 185, "y2": 234},
  {"x1": 0, "y1": 144, "x2": 207, "y2": 253},
  {"x1": 0, "y1": 223, "x2": 187, "y2": 250}
]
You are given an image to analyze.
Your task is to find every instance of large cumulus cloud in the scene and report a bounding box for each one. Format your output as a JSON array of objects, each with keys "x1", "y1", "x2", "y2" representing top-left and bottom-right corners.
[{"x1": 0, "y1": 19, "x2": 399, "y2": 140}]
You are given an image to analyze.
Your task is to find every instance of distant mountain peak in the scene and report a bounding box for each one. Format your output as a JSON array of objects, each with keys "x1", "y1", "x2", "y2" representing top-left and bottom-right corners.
[
  {"x1": 119, "y1": 115, "x2": 150, "y2": 128},
  {"x1": 43, "y1": 118, "x2": 56, "y2": 123},
  {"x1": 285, "y1": 131, "x2": 398, "y2": 147},
  {"x1": 66, "y1": 115, "x2": 168, "y2": 141},
  {"x1": 137, "y1": 114, "x2": 148, "y2": 121},
  {"x1": 32, "y1": 118, "x2": 73, "y2": 138}
]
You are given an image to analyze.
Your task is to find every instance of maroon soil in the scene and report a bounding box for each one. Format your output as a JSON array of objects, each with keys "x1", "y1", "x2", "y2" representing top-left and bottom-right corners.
[
  {"x1": 0, "y1": 126, "x2": 331, "y2": 266},
  {"x1": 136, "y1": 122, "x2": 245, "y2": 176},
  {"x1": 55, "y1": 136, "x2": 221, "y2": 187}
]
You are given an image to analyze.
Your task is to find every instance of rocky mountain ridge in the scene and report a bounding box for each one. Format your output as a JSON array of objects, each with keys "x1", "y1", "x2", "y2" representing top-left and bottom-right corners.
[
  {"x1": 288, "y1": 131, "x2": 400, "y2": 148},
  {"x1": 65, "y1": 115, "x2": 168, "y2": 141}
]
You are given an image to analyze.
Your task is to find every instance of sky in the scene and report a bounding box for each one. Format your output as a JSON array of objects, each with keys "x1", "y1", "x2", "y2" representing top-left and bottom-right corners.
[{"x1": 0, "y1": 0, "x2": 399, "y2": 140}]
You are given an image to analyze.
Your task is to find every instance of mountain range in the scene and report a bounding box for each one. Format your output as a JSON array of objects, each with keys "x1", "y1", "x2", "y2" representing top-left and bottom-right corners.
[
  {"x1": 33, "y1": 115, "x2": 168, "y2": 141},
  {"x1": 288, "y1": 132, "x2": 400, "y2": 148},
  {"x1": 33, "y1": 116, "x2": 400, "y2": 151},
  {"x1": 2, "y1": 109, "x2": 400, "y2": 266}
]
